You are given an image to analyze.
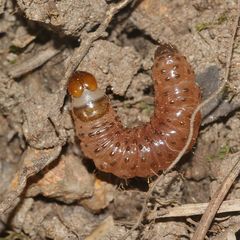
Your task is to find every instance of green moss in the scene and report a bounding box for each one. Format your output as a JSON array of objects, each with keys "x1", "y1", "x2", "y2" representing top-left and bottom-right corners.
[
  {"x1": 8, "y1": 59, "x2": 17, "y2": 64},
  {"x1": 195, "y1": 22, "x2": 211, "y2": 32},
  {"x1": 221, "y1": 83, "x2": 231, "y2": 100},
  {"x1": 218, "y1": 145, "x2": 231, "y2": 159},
  {"x1": 139, "y1": 101, "x2": 153, "y2": 115},
  {"x1": 196, "y1": 12, "x2": 228, "y2": 32},
  {"x1": 9, "y1": 45, "x2": 22, "y2": 54},
  {"x1": 207, "y1": 155, "x2": 214, "y2": 162},
  {"x1": 216, "y1": 12, "x2": 228, "y2": 25},
  {"x1": 207, "y1": 145, "x2": 232, "y2": 162}
]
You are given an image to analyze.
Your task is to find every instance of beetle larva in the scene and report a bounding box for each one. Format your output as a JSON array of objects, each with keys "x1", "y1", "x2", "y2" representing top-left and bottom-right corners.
[{"x1": 68, "y1": 43, "x2": 201, "y2": 179}]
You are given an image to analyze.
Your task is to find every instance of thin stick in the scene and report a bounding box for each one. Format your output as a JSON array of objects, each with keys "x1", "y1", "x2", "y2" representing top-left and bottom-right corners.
[
  {"x1": 148, "y1": 192, "x2": 240, "y2": 219},
  {"x1": 8, "y1": 46, "x2": 60, "y2": 78},
  {"x1": 122, "y1": 2, "x2": 239, "y2": 239},
  {"x1": 192, "y1": 158, "x2": 240, "y2": 239}
]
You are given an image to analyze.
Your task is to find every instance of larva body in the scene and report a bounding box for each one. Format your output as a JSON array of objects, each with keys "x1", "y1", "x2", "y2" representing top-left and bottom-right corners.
[{"x1": 68, "y1": 43, "x2": 201, "y2": 179}]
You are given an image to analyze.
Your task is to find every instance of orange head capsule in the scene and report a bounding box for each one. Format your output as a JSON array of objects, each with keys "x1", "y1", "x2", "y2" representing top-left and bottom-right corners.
[
  {"x1": 68, "y1": 71, "x2": 109, "y2": 121},
  {"x1": 68, "y1": 71, "x2": 97, "y2": 98}
]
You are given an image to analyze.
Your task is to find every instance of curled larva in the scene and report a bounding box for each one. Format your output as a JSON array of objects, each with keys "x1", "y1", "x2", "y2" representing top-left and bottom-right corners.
[{"x1": 68, "y1": 43, "x2": 201, "y2": 179}]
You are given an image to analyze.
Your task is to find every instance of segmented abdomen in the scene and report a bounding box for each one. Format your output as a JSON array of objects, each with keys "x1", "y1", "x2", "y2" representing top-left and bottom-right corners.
[{"x1": 72, "y1": 43, "x2": 201, "y2": 179}]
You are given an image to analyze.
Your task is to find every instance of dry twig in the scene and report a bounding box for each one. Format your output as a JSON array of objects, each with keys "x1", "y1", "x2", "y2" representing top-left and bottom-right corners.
[
  {"x1": 192, "y1": 156, "x2": 240, "y2": 240},
  {"x1": 8, "y1": 46, "x2": 61, "y2": 78},
  {"x1": 122, "y1": 2, "x2": 240, "y2": 239},
  {"x1": 148, "y1": 194, "x2": 240, "y2": 219}
]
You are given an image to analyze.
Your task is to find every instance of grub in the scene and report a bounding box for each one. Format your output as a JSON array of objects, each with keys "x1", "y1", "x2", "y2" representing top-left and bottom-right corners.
[{"x1": 0, "y1": 0, "x2": 240, "y2": 239}]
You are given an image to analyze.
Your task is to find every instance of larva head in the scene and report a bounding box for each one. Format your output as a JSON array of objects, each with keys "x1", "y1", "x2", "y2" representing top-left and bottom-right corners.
[
  {"x1": 68, "y1": 71, "x2": 109, "y2": 122},
  {"x1": 68, "y1": 71, "x2": 97, "y2": 97}
]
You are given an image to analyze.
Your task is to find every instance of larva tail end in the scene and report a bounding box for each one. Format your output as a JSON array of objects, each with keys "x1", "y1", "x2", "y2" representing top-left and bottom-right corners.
[{"x1": 155, "y1": 43, "x2": 178, "y2": 58}]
